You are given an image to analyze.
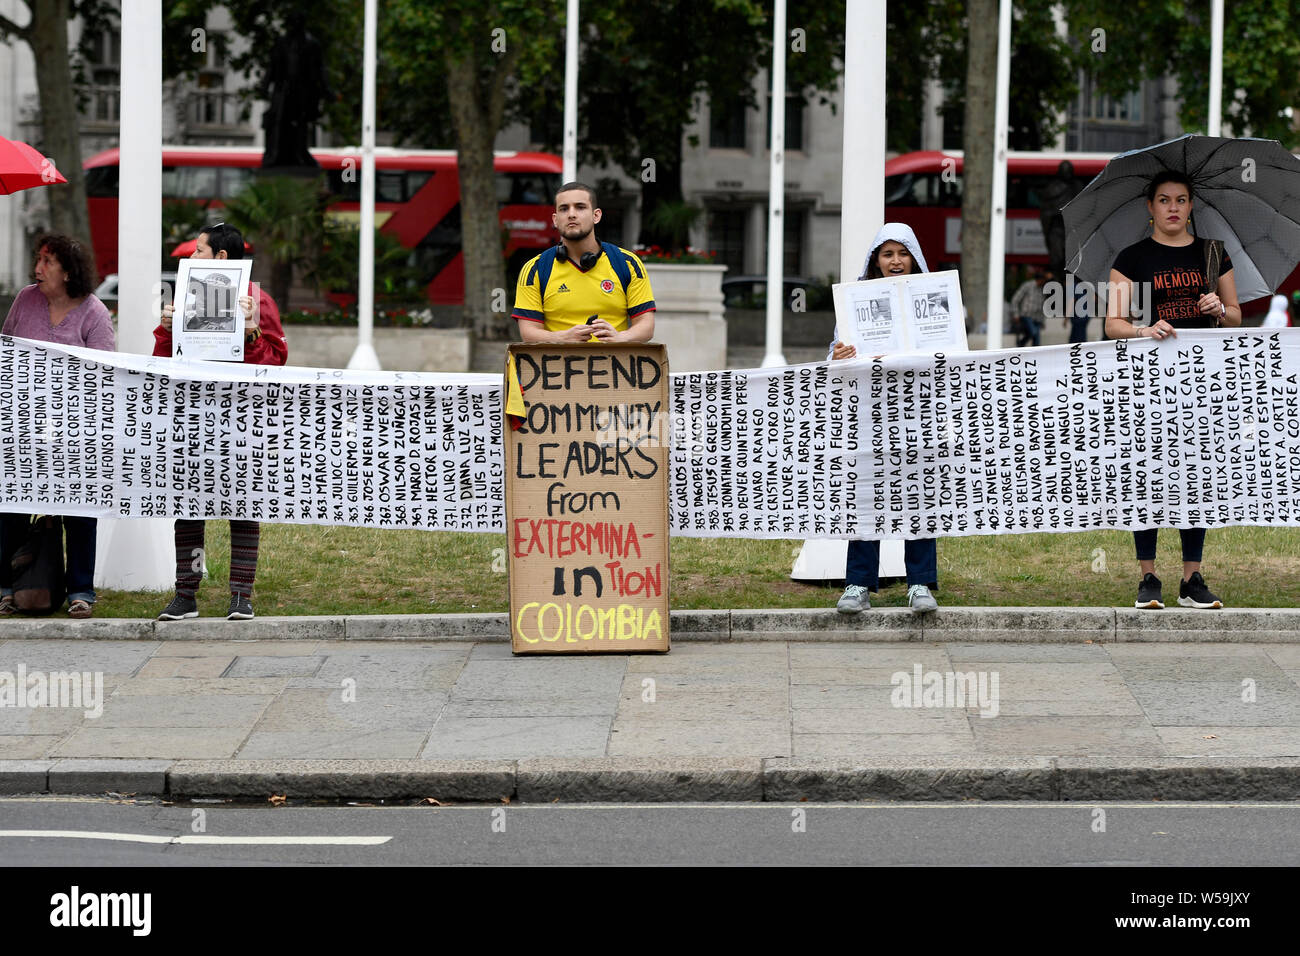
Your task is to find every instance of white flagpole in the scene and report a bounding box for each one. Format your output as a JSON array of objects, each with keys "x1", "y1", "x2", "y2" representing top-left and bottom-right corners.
[
  {"x1": 1208, "y1": 0, "x2": 1223, "y2": 135},
  {"x1": 563, "y1": 0, "x2": 579, "y2": 182},
  {"x1": 761, "y1": 0, "x2": 788, "y2": 368},
  {"x1": 984, "y1": 0, "x2": 1012, "y2": 350},
  {"x1": 348, "y1": 0, "x2": 381, "y2": 370}
]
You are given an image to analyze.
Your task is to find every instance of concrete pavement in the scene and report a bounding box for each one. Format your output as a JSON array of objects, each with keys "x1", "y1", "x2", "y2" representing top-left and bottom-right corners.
[{"x1": 2, "y1": 607, "x2": 1300, "y2": 802}]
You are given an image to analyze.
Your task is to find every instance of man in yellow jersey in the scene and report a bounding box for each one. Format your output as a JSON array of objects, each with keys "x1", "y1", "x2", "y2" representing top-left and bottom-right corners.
[{"x1": 512, "y1": 182, "x2": 656, "y2": 344}]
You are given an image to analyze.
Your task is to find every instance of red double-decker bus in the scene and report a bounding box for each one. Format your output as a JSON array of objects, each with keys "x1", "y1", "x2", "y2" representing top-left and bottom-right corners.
[
  {"x1": 884, "y1": 149, "x2": 1291, "y2": 315},
  {"x1": 83, "y1": 146, "x2": 562, "y2": 305}
]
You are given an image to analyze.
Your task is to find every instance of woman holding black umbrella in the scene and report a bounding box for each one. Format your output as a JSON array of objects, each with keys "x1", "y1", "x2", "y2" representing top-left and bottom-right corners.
[{"x1": 1105, "y1": 171, "x2": 1240, "y2": 611}]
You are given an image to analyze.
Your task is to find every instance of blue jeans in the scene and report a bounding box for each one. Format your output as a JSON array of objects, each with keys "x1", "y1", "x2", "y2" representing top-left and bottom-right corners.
[
  {"x1": 1016, "y1": 315, "x2": 1041, "y2": 347},
  {"x1": 846, "y1": 538, "x2": 938, "y2": 591},
  {"x1": 0, "y1": 512, "x2": 97, "y2": 604}
]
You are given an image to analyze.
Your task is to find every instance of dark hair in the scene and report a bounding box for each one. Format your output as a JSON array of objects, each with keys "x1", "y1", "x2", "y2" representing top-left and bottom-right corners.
[
  {"x1": 556, "y1": 181, "x2": 598, "y2": 208},
  {"x1": 200, "y1": 221, "x2": 246, "y2": 260},
  {"x1": 864, "y1": 239, "x2": 925, "y2": 279},
  {"x1": 32, "y1": 234, "x2": 96, "y2": 298},
  {"x1": 1146, "y1": 171, "x2": 1194, "y2": 202}
]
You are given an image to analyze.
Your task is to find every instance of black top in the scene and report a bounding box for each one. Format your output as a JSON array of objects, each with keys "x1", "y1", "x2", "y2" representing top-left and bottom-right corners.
[{"x1": 1111, "y1": 236, "x2": 1233, "y2": 328}]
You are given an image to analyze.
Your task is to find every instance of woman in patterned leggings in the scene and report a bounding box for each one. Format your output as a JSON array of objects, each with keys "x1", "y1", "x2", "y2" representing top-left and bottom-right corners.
[{"x1": 152, "y1": 223, "x2": 288, "y2": 620}]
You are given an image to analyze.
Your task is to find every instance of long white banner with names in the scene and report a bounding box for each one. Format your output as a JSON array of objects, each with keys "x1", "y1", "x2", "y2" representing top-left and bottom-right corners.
[{"x1": 1, "y1": 330, "x2": 1297, "y2": 538}]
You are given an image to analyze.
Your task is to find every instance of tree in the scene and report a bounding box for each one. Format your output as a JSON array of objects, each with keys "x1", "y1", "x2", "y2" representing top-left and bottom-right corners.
[
  {"x1": 0, "y1": 0, "x2": 113, "y2": 257},
  {"x1": 961, "y1": 0, "x2": 997, "y2": 330},
  {"x1": 530, "y1": 1, "x2": 846, "y2": 251},
  {"x1": 1063, "y1": 0, "x2": 1300, "y2": 146},
  {"x1": 220, "y1": 176, "x2": 327, "y2": 310},
  {"x1": 382, "y1": 0, "x2": 564, "y2": 339}
]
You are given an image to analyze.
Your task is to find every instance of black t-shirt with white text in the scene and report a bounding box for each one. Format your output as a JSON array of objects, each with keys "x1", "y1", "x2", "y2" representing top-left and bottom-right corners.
[{"x1": 1111, "y1": 237, "x2": 1233, "y2": 328}]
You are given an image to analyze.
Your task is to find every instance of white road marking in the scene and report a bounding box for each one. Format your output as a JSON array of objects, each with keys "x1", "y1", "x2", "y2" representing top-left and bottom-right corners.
[{"x1": 0, "y1": 830, "x2": 390, "y2": 845}]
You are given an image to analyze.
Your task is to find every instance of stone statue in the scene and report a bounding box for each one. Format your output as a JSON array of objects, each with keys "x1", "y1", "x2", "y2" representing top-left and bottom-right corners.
[{"x1": 1038, "y1": 160, "x2": 1083, "y2": 277}]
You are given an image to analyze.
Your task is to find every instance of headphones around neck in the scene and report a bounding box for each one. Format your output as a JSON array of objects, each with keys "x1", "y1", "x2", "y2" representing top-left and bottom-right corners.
[{"x1": 557, "y1": 244, "x2": 601, "y2": 271}]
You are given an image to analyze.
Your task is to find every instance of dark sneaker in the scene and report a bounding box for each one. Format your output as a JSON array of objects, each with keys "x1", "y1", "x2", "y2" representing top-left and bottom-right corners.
[
  {"x1": 836, "y1": 584, "x2": 870, "y2": 614},
  {"x1": 227, "y1": 594, "x2": 254, "y2": 620},
  {"x1": 158, "y1": 594, "x2": 198, "y2": 620},
  {"x1": 907, "y1": 584, "x2": 938, "y2": 614},
  {"x1": 1135, "y1": 573, "x2": 1163, "y2": 609},
  {"x1": 1178, "y1": 571, "x2": 1223, "y2": 609}
]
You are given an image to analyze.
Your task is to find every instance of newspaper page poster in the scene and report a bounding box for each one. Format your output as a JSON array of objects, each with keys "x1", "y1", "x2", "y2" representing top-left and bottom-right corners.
[
  {"x1": 832, "y1": 279, "x2": 907, "y2": 354},
  {"x1": 834, "y1": 270, "x2": 967, "y2": 355},
  {"x1": 172, "y1": 258, "x2": 254, "y2": 362}
]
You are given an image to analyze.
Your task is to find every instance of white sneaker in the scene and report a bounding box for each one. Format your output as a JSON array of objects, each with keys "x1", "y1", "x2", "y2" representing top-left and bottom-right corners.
[
  {"x1": 837, "y1": 584, "x2": 870, "y2": 614},
  {"x1": 907, "y1": 584, "x2": 938, "y2": 614}
]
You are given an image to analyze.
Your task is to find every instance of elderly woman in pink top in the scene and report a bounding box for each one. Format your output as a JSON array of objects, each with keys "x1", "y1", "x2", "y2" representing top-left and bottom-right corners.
[{"x1": 1, "y1": 234, "x2": 116, "y2": 618}]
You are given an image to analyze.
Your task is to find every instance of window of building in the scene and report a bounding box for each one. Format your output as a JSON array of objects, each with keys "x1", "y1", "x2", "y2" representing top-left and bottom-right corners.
[
  {"x1": 1088, "y1": 89, "x2": 1143, "y2": 123},
  {"x1": 709, "y1": 97, "x2": 747, "y2": 150},
  {"x1": 708, "y1": 208, "x2": 747, "y2": 276},
  {"x1": 766, "y1": 94, "x2": 805, "y2": 151},
  {"x1": 85, "y1": 29, "x2": 121, "y2": 124}
]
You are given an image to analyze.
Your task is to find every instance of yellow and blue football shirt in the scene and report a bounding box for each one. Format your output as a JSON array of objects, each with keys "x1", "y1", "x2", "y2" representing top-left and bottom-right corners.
[{"x1": 511, "y1": 245, "x2": 656, "y2": 333}]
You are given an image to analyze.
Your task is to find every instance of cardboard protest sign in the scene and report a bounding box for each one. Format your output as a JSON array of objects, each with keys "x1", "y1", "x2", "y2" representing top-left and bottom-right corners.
[{"x1": 505, "y1": 343, "x2": 670, "y2": 654}]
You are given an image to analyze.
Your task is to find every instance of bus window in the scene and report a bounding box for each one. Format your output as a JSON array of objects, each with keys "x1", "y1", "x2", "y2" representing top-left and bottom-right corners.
[
  {"x1": 885, "y1": 173, "x2": 928, "y2": 206},
  {"x1": 220, "y1": 166, "x2": 254, "y2": 199},
  {"x1": 85, "y1": 165, "x2": 119, "y2": 197},
  {"x1": 377, "y1": 171, "x2": 406, "y2": 203},
  {"x1": 498, "y1": 172, "x2": 557, "y2": 206},
  {"x1": 406, "y1": 171, "x2": 432, "y2": 197}
]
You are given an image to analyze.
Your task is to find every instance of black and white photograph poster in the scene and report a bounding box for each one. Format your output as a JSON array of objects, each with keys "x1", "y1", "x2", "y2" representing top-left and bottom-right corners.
[
  {"x1": 904, "y1": 270, "x2": 968, "y2": 352},
  {"x1": 171, "y1": 257, "x2": 254, "y2": 361}
]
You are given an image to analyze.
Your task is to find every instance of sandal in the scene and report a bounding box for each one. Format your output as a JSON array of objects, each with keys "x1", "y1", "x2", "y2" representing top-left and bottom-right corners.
[
  {"x1": 0, "y1": 594, "x2": 15, "y2": 616},
  {"x1": 68, "y1": 599, "x2": 93, "y2": 619}
]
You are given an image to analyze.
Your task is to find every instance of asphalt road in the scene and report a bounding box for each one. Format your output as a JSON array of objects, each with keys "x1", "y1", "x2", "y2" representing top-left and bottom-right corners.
[{"x1": 2, "y1": 796, "x2": 1299, "y2": 867}]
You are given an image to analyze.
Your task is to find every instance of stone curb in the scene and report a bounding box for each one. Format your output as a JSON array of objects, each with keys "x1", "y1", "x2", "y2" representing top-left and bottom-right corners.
[
  {"x1": 4, "y1": 607, "x2": 1300, "y2": 642},
  {"x1": 3, "y1": 756, "x2": 1300, "y2": 801}
]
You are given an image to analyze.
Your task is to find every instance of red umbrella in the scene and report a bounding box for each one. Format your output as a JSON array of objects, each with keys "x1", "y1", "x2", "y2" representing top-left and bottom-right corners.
[
  {"x1": 170, "y1": 237, "x2": 253, "y2": 257},
  {"x1": 0, "y1": 135, "x2": 66, "y2": 195}
]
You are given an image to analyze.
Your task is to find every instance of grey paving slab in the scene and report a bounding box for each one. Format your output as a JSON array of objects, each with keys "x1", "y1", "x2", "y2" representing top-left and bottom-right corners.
[
  {"x1": 624, "y1": 672, "x2": 789, "y2": 694},
  {"x1": 285, "y1": 650, "x2": 470, "y2": 689},
  {"x1": 793, "y1": 732, "x2": 977, "y2": 757},
  {"x1": 789, "y1": 666, "x2": 911, "y2": 686},
  {"x1": 0, "y1": 640, "x2": 159, "y2": 675},
  {"x1": 468, "y1": 643, "x2": 523, "y2": 661},
  {"x1": 224, "y1": 656, "x2": 324, "y2": 678},
  {"x1": 627, "y1": 642, "x2": 788, "y2": 661},
  {"x1": 136, "y1": 656, "x2": 235, "y2": 678},
  {"x1": 236, "y1": 731, "x2": 431, "y2": 759},
  {"x1": 764, "y1": 756, "x2": 1057, "y2": 801},
  {"x1": 154, "y1": 616, "x2": 345, "y2": 640},
  {"x1": 793, "y1": 707, "x2": 971, "y2": 735},
  {"x1": 50, "y1": 728, "x2": 249, "y2": 759},
  {"x1": 421, "y1": 716, "x2": 613, "y2": 759},
  {"x1": 109, "y1": 677, "x2": 290, "y2": 697},
  {"x1": 152, "y1": 640, "x2": 324, "y2": 657},
  {"x1": 335, "y1": 641, "x2": 478, "y2": 654},
  {"x1": 254, "y1": 689, "x2": 448, "y2": 732},
  {"x1": 607, "y1": 718, "x2": 790, "y2": 758},
  {"x1": 516, "y1": 757, "x2": 763, "y2": 802},
  {"x1": 0, "y1": 705, "x2": 93, "y2": 735},
  {"x1": 791, "y1": 685, "x2": 909, "y2": 710},
  {"x1": 169, "y1": 758, "x2": 515, "y2": 800},
  {"x1": 95, "y1": 694, "x2": 274, "y2": 729},
  {"x1": 1127, "y1": 680, "x2": 1300, "y2": 726},
  {"x1": 945, "y1": 642, "x2": 1112, "y2": 662},
  {"x1": 48, "y1": 759, "x2": 172, "y2": 795},
  {"x1": 0, "y1": 619, "x2": 155, "y2": 640},
  {"x1": 786, "y1": 643, "x2": 952, "y2": 669},
  {"x1": 1153, "y1": 726, "x2": 1300, "y2": 757},
  {"x1": 970, "y1": 697, "x2": 1145, "y2": 717},
  {"x1": 343, "y1": 613, "x2": 509, "y2": 641},
  {"x1": 448, "y1": 658, "x2": 627, "y2": 702},
  {"x1": 1110, "y1": 654, "x2": 1282, "y2": 682},
  {"x1": 1055, "y1": 756, "x2": 1300, "y2": 801},
  {"x1": 1266, "y1": 646, "x2": 1300, "y2": 668},
  {"x1": 440, "y1": 698, "x2": 616, "y2": 719},
  {"x1": 614, "y1": 687, "x2": 788, "y2": 721},
  {"x1": 1104, "y1": 642, "x2": 1278, "y2": 657},
  {"x1": 0, "y1": 736, "x2": 62, "y2": 759},
  {"x1": 922, "y1": 607, "x2": 1115, "y2": 643},
  {"x1": 968, "y1": 715, "x2": 1166, "y2": 756},
  {"x1": 0, "y1": 759, "x2": 53, "y2": 794}
]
